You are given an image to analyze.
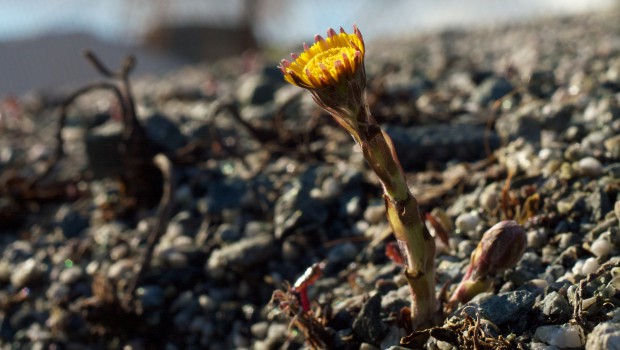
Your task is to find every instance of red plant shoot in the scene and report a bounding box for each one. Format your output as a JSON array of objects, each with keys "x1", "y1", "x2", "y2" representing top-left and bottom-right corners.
[{"x1": 292, "y1": 262, "x2": 324, "y2": 312}]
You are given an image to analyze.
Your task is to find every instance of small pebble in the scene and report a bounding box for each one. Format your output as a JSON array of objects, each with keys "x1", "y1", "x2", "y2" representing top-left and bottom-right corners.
[
  {"x1": 162, "y1": 250, "x2": 188, "y2": 268},
  {"x1": 364, "y1": 204, "x2": 386, "y2": 224},
  {"x1": 578, "y1": 156, "x2": 603, "y2": 177},
  {"x1": 457, "y1": 239, "x2": 478, "y2": 259},
  {"x1": 479, "y1": 184, "x2": 500, "y2": 213},
  {"x1": 529, "y1": 342, "x2": 559, "y2": 350},
  {"x1": 321, "y1": 176, "x2": 342, "y2": 199},
  {"x1": 58, "y1": 266, "x2": 83, "y2": 285},
  {"x1": 11, "y1": 258, "x2": 45, "y2": 288},
  {"x1": 527, "y1": 229, "x2": 548, "y2": 249},
  {"x1": 109, "y1": 244, "x2": 129, "y2": 261},
  {"x1": 604, "y1": 134, "x2": 620, "y2": 157},
  {"x1": 346, "y1": 195, "x2": 362, "y2": 216},
  {"x1": 108, "y1": 259, "x2": 134, "y2": 280},
  {"x1": 539, "y1": 291, "x2": 571, "y2": 318},
  {"x1": 360, "y1": 343, "x2": 380, "y2": 350},
  {"x1": 582, "y1": 257, "x2": 600, "y2": 275},
  {"x1": 455, "y1": 211, "x2": 480, "y2": 233},
  {"x1": 573, "y1": 257, "x2": 600, "y2": 276},
  {"x1": 0, "y1": 260, "x2": 11, "y2": 283},
  {"x1": 250, "y1": 321, "x2": 269, "y2": 340},
  {"x1": 265, "y1": 323, "x2": 288, "y2": 347}
]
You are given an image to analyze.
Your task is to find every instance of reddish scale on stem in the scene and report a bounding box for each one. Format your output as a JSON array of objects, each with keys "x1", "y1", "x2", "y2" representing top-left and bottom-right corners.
[
  {"x1": 385, "y1": 241, "x2": 405, "y2": 266},
  {"x1": 425, "y1": 212, "x2": 450, "y2": 246}
]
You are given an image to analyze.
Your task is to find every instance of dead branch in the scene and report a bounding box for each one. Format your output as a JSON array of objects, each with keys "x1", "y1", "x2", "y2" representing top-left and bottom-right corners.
[{"x1": 124, "y1": 153, "x2": 174, "y2": 310}]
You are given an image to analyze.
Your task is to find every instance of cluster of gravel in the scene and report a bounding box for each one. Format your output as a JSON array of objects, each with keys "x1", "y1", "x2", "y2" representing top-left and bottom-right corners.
[{"x1": 1, "y1": 10, "x2": 620, "y2": 350}]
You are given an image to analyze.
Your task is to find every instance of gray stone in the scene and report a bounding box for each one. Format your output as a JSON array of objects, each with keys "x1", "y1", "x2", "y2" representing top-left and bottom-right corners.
[
  {"x1": 381, "y1": 285, "x2": 410, "y2": 314},
  {"x1": 46, "y1": 282, "x2": 70, "y2": 305},
  {"x1": 205, "y1": 234, "x2": 276, "y2": 279},
  {"x1": 586, "y1": 186, "x2": 612, "y2": 222},
  {"x1": 137, "y1": 285, "x2": 165, "y2": 310},
  {"x1": 327, "y1": 242, "x2": 358, "y2": 264},
  {"x1": 539, "y1": 291, "x2": 571, "y2": 320},
  {"x1": 542, "y1": 104, "x2": 574, "y2": 132},
  {"x1": 200, "y1": 177, "x2": 248, "y2": 216},
  {"x1": 528, "y1": 70, "x2": 557, "y2": 98},
  {"x1": 460, "y1": 290, "x2": 537, "y2": 326},
  {"x1": 214, "y1": 223, "x2": 242, "y2": 243},
  {"x1": 353, "y1": 293, "x2": 387, "y2": 346},
  {"x1": 54, "y1": 205, "x2": 89, "y2": 238},
  {"x1": 457, "y1": 239, "x2": 477, "y2": 259},
  {"x1": 495, "y1": 105, "x2": 542, "y2": 142},
  {"x1": 237, "y1": 73, "x2": 281, "y2": 106},
  {"x1": 606, "y1": 163, "x2": 620, "y2": 178},
  {"x1": 84, "y1": 120, "x2": 123, "y2": 178},
  {"x1": 143, "y1": 113, "x2": 187, "y2": 152},
  {"x1": 273, "y1": 168, "x2": 329, "y2": 239},
  {"x1": 386, "y1": 124, "x2": 499, "y2": 170},
  {"x1": 472, "y1": 77, "x2": 514, "y2": 105}
]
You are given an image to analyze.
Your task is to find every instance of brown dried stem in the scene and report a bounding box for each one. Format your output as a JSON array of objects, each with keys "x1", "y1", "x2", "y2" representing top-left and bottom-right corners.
[{"x1": 124, "y1": 154, "x2": 174, "y2": 309}]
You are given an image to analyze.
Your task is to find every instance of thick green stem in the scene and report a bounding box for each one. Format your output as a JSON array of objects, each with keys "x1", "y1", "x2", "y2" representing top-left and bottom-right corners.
[{"x1": 354, "y1": 102, "x2": 437, "y2": 329}]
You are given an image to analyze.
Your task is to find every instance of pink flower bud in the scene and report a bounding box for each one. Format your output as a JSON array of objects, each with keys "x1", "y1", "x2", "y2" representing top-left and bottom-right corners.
[{"x1": 450, "y1": 220, "x2": 526, "y2": 304}]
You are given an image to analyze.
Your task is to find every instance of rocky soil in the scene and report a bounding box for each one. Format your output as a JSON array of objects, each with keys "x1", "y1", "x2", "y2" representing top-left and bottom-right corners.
[{"x1": 1, "y1": 10, "x2": 620, "y2": 350}]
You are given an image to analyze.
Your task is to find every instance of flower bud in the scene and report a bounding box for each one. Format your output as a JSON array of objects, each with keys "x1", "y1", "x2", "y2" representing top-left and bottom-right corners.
[
  {"x1": 469, "y1": 220, "x2": 527, "y2": 278},
  {"x1": 450, "y1": 220, "x2": 526, "y2": 304}
]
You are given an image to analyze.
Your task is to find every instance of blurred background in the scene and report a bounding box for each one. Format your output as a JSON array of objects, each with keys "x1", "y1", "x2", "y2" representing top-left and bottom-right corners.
[{"x1": 0, "y1": 0, "x2": 616, "y2": 97}]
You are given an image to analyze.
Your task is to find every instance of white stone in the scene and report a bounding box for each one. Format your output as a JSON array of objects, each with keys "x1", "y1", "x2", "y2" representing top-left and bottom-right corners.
[
  {"x1": 581, "y1": 257, "x2": 600, "y2": 275},
  {"x1": 364, "y1": 205, "x2": 386, "y2": 224},
  {"x1": 578, "y1": 157, "x2": 603, "y2": 177},
  {"x1": 527, "y1": 229, "x2": 548, "y2": 249},
  {"x1": 530, "y1": 342, "x2": 560, "y2": 350},
  {"x1": 107, "y1": 259, "x2": 134, "y2": 279},
  {"x1": 572, "y1": 260, "x2": 584, "y2": 276},
  {"x1": 586, "y1": 322, "x2": 620, "y2": 350},
  {"x1": 455, "y1": 210, "x2": 480, "y2": 233},
  {"x1": 321, "y1": 176, "x2": 342, "y2": 199},
  {"x1": 11, "y1": 258, "x2": 44, "y2": 289},
  {"x1": 590, "y1": 234, "x2": 614, "y2": 258},
  {"x1": 534, "y1": 323, "x2": 585, "y2": 348}
]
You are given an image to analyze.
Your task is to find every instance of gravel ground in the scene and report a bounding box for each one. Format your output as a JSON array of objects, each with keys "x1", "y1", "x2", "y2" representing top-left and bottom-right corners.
[{"x1": 1, "y1": 10, "x2": 620, "y2": 350}]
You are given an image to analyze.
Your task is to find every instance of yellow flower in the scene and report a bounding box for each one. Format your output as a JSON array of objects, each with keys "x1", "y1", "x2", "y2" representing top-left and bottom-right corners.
[{"x1": 279, "y1": 26, "x2": 365, "y2": 89}]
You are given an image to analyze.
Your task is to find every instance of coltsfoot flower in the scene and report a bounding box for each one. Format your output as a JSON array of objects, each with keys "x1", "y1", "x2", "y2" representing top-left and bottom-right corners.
[
  {"x1": 279, "y1": 25, "x2": 438, "y2": 330},
  {"x1": 279, "y1": 26, "x2": 365, "y2": 89},
  {"x1": 279, "y1": 26, "x2": 367, "y2": 134}
]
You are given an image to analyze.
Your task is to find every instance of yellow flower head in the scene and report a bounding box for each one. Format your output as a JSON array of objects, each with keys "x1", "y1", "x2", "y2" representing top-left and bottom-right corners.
[{"x1": 279, "y1": 25, "x2": 365, "y2": 89}]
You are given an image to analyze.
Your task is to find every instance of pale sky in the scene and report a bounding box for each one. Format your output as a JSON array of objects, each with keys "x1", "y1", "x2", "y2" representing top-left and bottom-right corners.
[{"x1": 0, "y1": 0, "x2": 616, "y2": 46}]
